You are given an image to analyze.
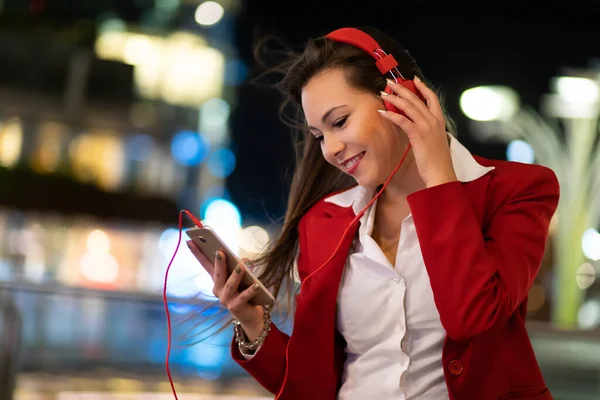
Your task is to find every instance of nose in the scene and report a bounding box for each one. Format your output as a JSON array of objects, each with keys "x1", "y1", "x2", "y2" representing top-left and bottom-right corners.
[{"x1": 323, "y1": 135, "x2": 345, "y2": 161}]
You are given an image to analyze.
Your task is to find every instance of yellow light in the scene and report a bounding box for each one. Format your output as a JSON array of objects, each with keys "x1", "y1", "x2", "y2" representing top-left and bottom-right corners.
[
  {"x1": 94, "y1": 30, "x2": 224, "y2": 107},
  {"x1": 0, "y1": 117, "x2": 23, "y2": 168},
  {"x1": 123, "y1": 34, "x2": 159, "y2": 66},
  {"x1": 31, "y1": 121, "x2": 68, "y2": 173},
  {"x1": 69, "y1": 131, "x2": 125, "y2": 191},
  {"x1": 553, "y1": 76, "x2": 599, "y2": 103}
]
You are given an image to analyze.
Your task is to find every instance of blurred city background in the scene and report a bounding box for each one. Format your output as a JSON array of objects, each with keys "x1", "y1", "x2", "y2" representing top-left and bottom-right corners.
[{"x1": 0, "y1": 0, "x2": 599, "y2": 399}]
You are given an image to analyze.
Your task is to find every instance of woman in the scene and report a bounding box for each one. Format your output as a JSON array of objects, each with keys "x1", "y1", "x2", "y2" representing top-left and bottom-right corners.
[{"x1": 187, "y1": 26, "x2": 559, "y2": 399}]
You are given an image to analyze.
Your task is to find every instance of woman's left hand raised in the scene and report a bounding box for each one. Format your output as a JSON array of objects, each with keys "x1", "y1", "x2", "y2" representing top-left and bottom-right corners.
[{"x1": 378, "y1": 77, "x2": 457, "y2": 188}]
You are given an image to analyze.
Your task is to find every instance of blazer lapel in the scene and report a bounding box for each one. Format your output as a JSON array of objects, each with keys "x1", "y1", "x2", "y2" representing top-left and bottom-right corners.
[{"x1": 283, "y1": 203, "x2": 357, "y2": 394}]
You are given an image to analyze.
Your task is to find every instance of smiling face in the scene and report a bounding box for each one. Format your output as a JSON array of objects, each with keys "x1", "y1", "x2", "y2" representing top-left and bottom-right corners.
[{"x1": 302, "y1": 68, "x2": 409, "y2": 189}]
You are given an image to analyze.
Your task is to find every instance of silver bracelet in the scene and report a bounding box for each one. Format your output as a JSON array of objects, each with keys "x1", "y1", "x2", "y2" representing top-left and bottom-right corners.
[{"x1": 233, "y1": 306, "x2": 271, "y2": 352}]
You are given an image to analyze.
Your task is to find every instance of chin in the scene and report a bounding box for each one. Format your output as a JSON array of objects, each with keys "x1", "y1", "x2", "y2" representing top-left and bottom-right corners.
[{"x1": 351, "y1": 174, "x2": 380, "y2": 190}]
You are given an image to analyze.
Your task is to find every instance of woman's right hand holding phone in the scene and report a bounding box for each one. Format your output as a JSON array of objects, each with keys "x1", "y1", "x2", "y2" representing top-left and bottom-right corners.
[{"x1": 186, "y1": 241, "x2": 265, "y2": 341}]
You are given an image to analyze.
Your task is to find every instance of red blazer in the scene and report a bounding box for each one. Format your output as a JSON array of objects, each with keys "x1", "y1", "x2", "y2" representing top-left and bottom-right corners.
[{"x1": 231, "y1": 157, "x2": 560, "y2": 400}]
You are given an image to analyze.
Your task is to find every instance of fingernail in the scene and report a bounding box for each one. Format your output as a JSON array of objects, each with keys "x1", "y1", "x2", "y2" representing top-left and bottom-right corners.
[
  {"x1": 379, "y1": 90, "x2": 389, "y2": 96},
  {"x1": 414, "y1": 76, "x2": 421, "y2": 82},
  {"x1": 377, "y1": 109, "x2": 387, "y2": 114},
  {"x1": 253, "y1": 284, "x2": 260, "y2": 291},
  {"x1": 386, "y1": 78, "x2": 396, "y2": 86},
  {"x1": 215, "y1": 252, "x2": 222, "y2": 261},
  {"x1": 186, "y1": 241, "x2": 192, "y2": 248},
  {"x1": 235, "y1": 266, "x2": 241, "y2": 274}
]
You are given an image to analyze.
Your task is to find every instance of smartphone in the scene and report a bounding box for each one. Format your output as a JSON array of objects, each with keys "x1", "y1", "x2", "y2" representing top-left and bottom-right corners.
[{"x1": 185, "y1": 226, "x2": 275, "y2": 306}]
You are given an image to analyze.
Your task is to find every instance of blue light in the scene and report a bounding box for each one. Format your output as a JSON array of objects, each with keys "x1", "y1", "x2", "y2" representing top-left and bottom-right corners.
[
  {"x1": 201, "y1": 198, "x2": 241, "y2": 227},
  {"x1": 506, "y1": 140, "x2": 535, "y2": 164},
  {"x1": 171, "y1": 130, "x2": 209, "y2": 166},
  {"x1": 201, "y1": 198, "x2": 242, "y2": 253},
  {"x1": 128, "y1": 134, "x2": 154, "y2": 161},
  {"x1": 199, "y1": 186, "x2": 231, "y2": 218},
  {"x1": 207, "y1": 148, "x2": 236, "y2": 178},
  {"x1": 224, "y1": 59, "x2": 249, "y2": 86}
]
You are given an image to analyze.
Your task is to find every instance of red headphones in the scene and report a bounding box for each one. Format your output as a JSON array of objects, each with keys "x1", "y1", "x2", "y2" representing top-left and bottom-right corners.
[{"x1": 325, "y1": 27, "x2": 422, "y2": 115}]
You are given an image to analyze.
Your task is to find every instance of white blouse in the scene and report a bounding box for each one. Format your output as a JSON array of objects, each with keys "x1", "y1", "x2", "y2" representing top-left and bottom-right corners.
[{"x1": 244, "y1": 135, "x2": 494, "y2": 399}]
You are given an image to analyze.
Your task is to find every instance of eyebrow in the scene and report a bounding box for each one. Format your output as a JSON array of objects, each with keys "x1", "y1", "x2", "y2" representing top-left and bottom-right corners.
[{"x1": 307, "y1": 105, "x2": 347, "y2": 130}]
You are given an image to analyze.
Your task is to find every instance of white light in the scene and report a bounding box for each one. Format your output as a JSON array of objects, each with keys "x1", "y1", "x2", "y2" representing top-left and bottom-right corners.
[
  {"x1": 582, "y1": 228, "x2": 600, "y2": 261},
  {"x1": 86, "y1": 230, "x2": 111, "y2": 253},
  {"x1": 204, "y1": 199, "x2": 242, "y2": 254},
  {"x1": 239, "y1": 225, "x2": 271, "y2": 255},
  {"x1": 576, "y1": 262, "x2": 596, "y2": 290},
  {"x1": 460, "y1": 86, "x2": 519, "y2": 121},
  {"x1": 80, "y1": 229, "x2": 119, "y2": 284},
  {"x1": 158, "y1": 227, "x2": 215, "y2": 299},
  {"x1": 506, "y1": 140, "x2": 535, "y2": 164},
  {"x1": 553, "y1": 77, "x2": 599, "y2": 104},
  {"x1": 158, "y1": 228, "x2": 180, "y2": 257},
  {"x1": 123, "y1": 35, "x2": 158, "y2": 66},
  {"x1": 79, "y1": 252, "x2": 120, "y2": 284},
  {"x1": 195, "y1": 1, "x2": 224, "y2": 26},
  {"x1": 578, "y1": 299, "x2": 600, "y2": 329},
  {"x1": 200, "y1": 98, "x2": 230, "y2": 128}
]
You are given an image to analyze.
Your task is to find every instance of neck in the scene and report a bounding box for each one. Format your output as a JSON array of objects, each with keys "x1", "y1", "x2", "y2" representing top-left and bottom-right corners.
[{"x1": 378, "y1": 150, "x2": 426, "y2": 207}]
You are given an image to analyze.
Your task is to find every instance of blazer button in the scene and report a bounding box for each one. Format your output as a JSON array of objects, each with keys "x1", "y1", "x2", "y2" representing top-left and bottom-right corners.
[{"x1": 448, "y1": 360, "x2": 463, "y2": 376}]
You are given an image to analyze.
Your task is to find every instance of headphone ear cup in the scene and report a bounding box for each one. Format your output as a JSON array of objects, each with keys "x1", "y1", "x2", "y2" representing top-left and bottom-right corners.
[
  {"x1": 401, "y1": 80, "x2": 426, "y2": 103},
  {"x1": 382, "y1": 80, "x2": 426, "y2": 116}
]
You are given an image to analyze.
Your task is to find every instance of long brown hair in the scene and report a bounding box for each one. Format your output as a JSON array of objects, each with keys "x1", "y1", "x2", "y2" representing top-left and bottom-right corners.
[
  {"x1": 253, "y1": 27, "x2": 456, "y2": 311},
  {"x1": 184, "y1": 27, "x2": 456, "y2": 341}
]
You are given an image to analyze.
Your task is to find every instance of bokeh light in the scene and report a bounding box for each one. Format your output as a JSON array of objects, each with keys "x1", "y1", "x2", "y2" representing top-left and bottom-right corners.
[
  {"x1": 506, "y1": 140, "x2": 535, "y2": 164},
  {"x1": 195, "y1": 1, "x2": 224, "y2": 26},
  {"x1": 460, "y1": 86, "x2": 519, "y2": 121},
  {"x1": 207, "y1": 148, "x2": 236, "y2": 178},
  {"x1": 170, "y1": 130, "x2": 209, "y2": 166}
]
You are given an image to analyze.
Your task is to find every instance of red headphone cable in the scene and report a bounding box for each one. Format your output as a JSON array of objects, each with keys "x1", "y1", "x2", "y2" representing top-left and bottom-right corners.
[{"x1": 163, "y1": 210, "x2": 203, "y2": 400}]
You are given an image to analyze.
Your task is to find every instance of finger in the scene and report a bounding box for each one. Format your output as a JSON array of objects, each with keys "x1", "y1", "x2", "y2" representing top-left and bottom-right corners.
[
  {"x1": 186, "y1": 240, "x2": 215, "y2": 276},
  {"x1": 228, "y1": 283, "x2": 261, "y2": 313},
  {"x1": 212, "y1": 250, "x2": 229, "y2": 293},
  {"x1": 220, "y1": 262, "x2": 246, "y2": 303},
  {"x1": 413, "y1": 78, "x2": 445, "y2": 121},
  {"x1": 377, "y1": 109, "x2": 417, "y2": 136},
  {"x1": 380, "y1": 92, "x2": 425, "y2": 124},
  {"x1": 386, "y1": 79, "x2": 430, "y2": 117}
]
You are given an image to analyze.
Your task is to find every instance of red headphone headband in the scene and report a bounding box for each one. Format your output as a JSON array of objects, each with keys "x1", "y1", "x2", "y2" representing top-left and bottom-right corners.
[
  {"x1": 325, "y1": 27, "x2": 422, "y2": 114},
  {"x1": 325, "y1": 27, "x2": 403, "y2": 78}
]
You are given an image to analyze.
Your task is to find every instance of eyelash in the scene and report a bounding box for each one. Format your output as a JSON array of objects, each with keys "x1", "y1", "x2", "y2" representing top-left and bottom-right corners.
[{"x1": 315, "y1": 116, "x2": 348, "y2": 142}]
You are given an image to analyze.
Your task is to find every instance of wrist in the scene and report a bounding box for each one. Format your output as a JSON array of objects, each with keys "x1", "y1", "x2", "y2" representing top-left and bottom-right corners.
[
  {"x1": 239, "y1": 310, "x2": 265, "y2": 341},
  {"x1": 425, "y1": 169, "x2": 457, "y2": 188},
  {"x1": 234, "y1": 307, "x2": 271, "y2": 350}
]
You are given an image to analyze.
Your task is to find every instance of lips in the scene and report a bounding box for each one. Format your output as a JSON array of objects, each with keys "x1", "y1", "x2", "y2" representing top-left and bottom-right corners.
[{"x1": 341, "y1": 151, "x2": 365, "y2": 174}]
